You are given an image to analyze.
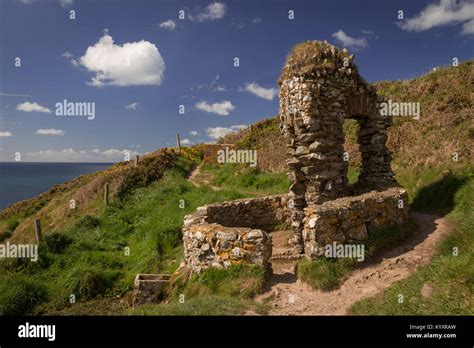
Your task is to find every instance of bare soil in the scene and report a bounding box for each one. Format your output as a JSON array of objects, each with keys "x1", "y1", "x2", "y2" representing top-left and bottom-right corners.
[{"x1": 252, "y1": 213, "x2": 452, "y2": 315}]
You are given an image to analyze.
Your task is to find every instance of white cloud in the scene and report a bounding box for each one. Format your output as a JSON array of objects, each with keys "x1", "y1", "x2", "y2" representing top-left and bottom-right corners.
[
  {"x1": 463, "y1": 18, "x2": 474, "y2": 34},
  {"x1": 17, "y1": 101, "x2": 52, "y2": 113},
  {"x1": 62, "y1": 51, "x2": 73, "y2": 59},
  {"x1": 206, "y1": 127, "x2": 234, "y2": 139},
  {"x1": 332, "y1": 30, "x2": 368, "y2": 49},
  {"x1": 0, "y1": 92, "x2": 32, "y2": 97},
  {"x1": 159, "y1": 19, "x2": 176, "y2": 30},
  {"x1": 0, "y1": 131, "x2": 12, "y2": 137},
  {"x1": 190, "y1": 131, "x2": 199, "y2": 136},
  {"x1": 252, "y1": 17, "x2": 262, "y2": 24},
  {"x1": 22, "y1": 148, "x2": 140, "y2": 162},
  {"x1": 77, "y1": 32, "x2": 165, "y2": 87},
  {"x1": 36, "y1": 128, "x2": 65, "y2": 136},
  {"x1": 206, "y1": 124, "x2": 247, "y2": 139},
  {"x1": 125, "y1": 102, "x2": 138, "y2": 110},
  {"x1": 60, "y1": 0, "x2": 73, "y2": 8},
  {"x1": 189, "y1": 2, "x2": 226, "y2": 22},
  {"x1": 180, "y1": 139, "x2": 192, "y2": 145},
  {"x1": 192, "y1": 75, "x2": 226, "y2": 92},
  {"x1": 398, "y1": 0, "x2": 474, "y2": 35},
  {"x1": 195, "y1": 100, "x2": 235, "y2": 116},
  {"x1": 242, "y1": 82, "x2": 278, "y2": 100}
]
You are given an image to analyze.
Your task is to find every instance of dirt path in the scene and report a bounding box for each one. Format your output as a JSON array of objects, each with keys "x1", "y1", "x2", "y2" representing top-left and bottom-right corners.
[
  {"x1": 187, "y1": 165, "x2": 220, "y2": 190},
  {"x1": 253, "y1": 213, "x2": 452, "y2": 315}
]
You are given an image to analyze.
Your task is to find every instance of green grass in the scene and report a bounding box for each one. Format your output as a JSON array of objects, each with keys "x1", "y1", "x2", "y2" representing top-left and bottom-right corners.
[
  {"x1": 130, "y1": 264, "x2": 269, "y2": 315},
  {"x1": 129, "y1": 295, "x2": 251, "y2": 316},
  {"x1": 202, "y1": 163, "x2": 290, "y2": 195},
  {"x1": 297, "y1": 257, "x2": 351, "y2": 291},
  {"x1": 0, "y1": 274, "x2": 48, "y2": 315},
  {"x1": 297, "y1": 221, "x2": 416, "y2": 291},
  {"x1": 348, "y1": 172, "x2": 473, "y2": 315},
  {"x1": 0, "y1": 154, "x2": 286, "y2": 315},
  {"x1": 396, "y1": 165, "x2": 472, "y2": 214},
  {"x1": 180, "y1": 264, "x2": 266, "y2": 299}
]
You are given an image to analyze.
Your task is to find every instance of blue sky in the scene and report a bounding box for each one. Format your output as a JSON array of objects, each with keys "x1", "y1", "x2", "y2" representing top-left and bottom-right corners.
[{"x1": 0, "y1": 0, "x2": 473, "y2": 162}]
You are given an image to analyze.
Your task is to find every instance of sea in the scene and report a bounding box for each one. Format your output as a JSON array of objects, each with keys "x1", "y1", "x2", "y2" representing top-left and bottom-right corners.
[{"x1": 0, "y1": 162, "x2": 113, "y2": 211}]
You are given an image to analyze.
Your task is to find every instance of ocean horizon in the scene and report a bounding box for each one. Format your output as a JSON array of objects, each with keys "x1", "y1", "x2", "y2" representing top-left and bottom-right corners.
[{"x1": 0, "y1": 162, "x2": 113, "y2": 211}]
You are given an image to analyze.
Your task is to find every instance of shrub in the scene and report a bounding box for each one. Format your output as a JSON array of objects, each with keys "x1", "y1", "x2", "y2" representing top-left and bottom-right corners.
[
  {"x1": 0, "y1": 275, "x2": 47, "y2": 315},
  {"x1": 75, "y1": 215, "x2": 100, "y2": 230},
  {"x1": 62, "y1": 267, "x2": 109, "y2": 300},
  {"x1": 44, "y1": 232, "x2": 73, "y2": 254},
  {"x1": 6, "y1": 220, "x2": 19, "y2": 232}
]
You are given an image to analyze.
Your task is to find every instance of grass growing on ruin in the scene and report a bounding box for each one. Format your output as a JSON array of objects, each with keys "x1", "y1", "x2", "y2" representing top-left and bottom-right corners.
[
  {"x1": 348, "y1": 172, "x2": 474, "y2": 315},
  {"x1": 297, "y1": 221, "x2": 416, "y2": 291}
]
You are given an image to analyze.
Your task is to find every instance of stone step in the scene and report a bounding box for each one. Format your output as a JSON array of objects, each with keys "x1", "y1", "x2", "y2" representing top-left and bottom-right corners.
[{"x1": 270, "y1": 253, "x2": 304, "y2": 261}]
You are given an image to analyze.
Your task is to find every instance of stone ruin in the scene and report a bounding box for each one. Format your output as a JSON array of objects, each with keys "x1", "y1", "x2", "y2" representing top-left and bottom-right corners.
[{"x1": 182, "y1": 41, "x2": 410, "y2": 273}]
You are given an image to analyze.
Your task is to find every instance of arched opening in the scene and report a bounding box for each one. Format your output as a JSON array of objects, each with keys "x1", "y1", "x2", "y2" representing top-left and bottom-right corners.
[{"x1": 343, "y1": 117, "x2": 362, "y2": 186}]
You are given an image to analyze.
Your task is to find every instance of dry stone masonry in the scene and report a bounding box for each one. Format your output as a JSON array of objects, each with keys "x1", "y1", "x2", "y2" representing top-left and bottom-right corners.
[
  {"x1": 182, "y1": 40, "x2": 410, "y2": 273},
  {"x1": 183, "y1": 195, "x2": 289, "y2": 273},
  {"x1": 303, "y1": 187, "x2": 409, "y2": 258},
  {"x1": 279, "y1": 41, "x2": 398, "y2": 252}
]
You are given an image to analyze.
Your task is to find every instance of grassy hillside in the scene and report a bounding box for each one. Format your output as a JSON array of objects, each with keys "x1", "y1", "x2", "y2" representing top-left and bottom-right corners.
[
  {"x1": 0, "y1": 59, "x2": 472, "y2": 316},
  {"x1": 0, "y1": 150, "x2": 287, "y2": 315}
]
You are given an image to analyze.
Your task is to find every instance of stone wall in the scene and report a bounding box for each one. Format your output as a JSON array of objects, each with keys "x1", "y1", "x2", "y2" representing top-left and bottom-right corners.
[
  {"x1": 181, "y1": 40, "x2": 411, "y2": 273},
  {"x1": 303, "y1": 187, "x2": 410, "y2": 258},
  {"x1": 278, "y1": 41, "x2": 396, "y2": 252},
  {"x1": 182, "y1": 195, "x2": 289, "y2": 273},
  {"x1": 205, "y1": 194, "x2": 290, "y2": 230}
]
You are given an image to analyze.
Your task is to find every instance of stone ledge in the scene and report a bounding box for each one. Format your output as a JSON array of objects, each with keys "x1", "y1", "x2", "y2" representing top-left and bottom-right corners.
[{"x1": 132, "y1": 274, "x2": 171, "y2": 307}]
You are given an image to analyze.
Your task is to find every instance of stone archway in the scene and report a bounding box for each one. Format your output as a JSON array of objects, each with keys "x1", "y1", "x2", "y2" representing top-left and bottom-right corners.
[
  {"x1": 278, "y1": 41, "x2": 397, "y2": 253},
  {"x1": 182, "y1": 40, "x2": 410, "y2": 273}
]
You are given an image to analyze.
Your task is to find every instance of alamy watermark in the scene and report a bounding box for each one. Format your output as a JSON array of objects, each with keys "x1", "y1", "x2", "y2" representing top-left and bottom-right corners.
[
  {"x1": 217, "y1": 147, "x2": 257, "y2": 167},
  {"x1": 379, "y1": 99, "x2": 420, "y2": 120},
  {"x1": 55, "y1": 99, "x2": 95, "y2": 120},
  {"x1": 325, "y1": 242, "x2": 365, "y2": 262},
  {"x1": 0, "y1": 242, "x2": 38, "y2": 262}
]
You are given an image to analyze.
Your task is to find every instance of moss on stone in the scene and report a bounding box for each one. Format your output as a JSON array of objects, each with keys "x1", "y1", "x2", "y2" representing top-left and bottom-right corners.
[{"x1": 279, "y1": 40, "x2": 354, "y2": 82}]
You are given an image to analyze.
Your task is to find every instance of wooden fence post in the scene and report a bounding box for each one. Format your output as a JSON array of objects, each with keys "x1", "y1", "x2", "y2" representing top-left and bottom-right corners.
[
  {"x1": 176, "y1": 133, "x2": 181, "y2": 153},
  {"x1": 104, "y1": 183, "x2": 109, "y2": 206},
  {"x1": 135, "y1": 155, "x2": 139, "y2": 167},
  {"x1": 34, "y1": 218, "x2": 42, "y2": 243}
]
